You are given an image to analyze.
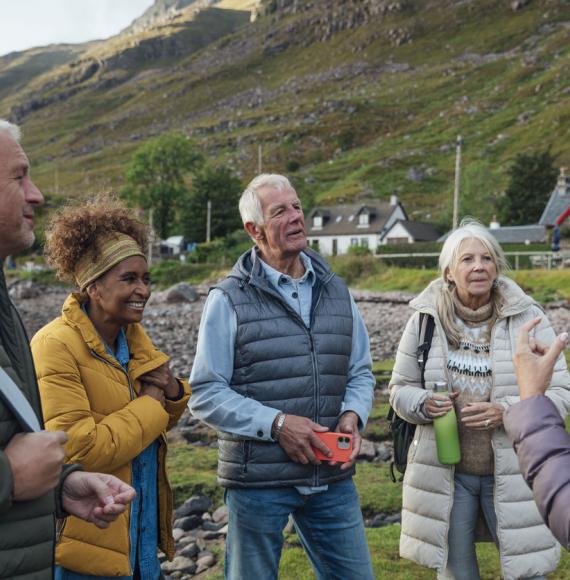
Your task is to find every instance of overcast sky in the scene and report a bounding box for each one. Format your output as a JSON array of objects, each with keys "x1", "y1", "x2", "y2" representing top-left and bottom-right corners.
[{"x1": 0, "y1": 0, "x2": 155, "y2": 56}]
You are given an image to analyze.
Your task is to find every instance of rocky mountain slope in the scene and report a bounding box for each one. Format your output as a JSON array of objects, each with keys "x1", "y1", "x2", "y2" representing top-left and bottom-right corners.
[{"x1": 1, "y1": 0, "x2": 568, "y2": 224}]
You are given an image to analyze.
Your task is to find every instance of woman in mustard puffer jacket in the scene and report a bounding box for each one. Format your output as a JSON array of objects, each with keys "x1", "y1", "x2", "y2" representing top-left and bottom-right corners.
[{"x1": 31, "y1": 198, "x2": 191, "y2": 579}]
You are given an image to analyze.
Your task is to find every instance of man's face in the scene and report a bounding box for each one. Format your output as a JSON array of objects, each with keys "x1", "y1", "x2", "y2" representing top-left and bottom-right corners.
[
  {"x1": 0, "y1": 131, "x2": 44, "y2": 259},
  {"x1": 256, "y1": 185, "x2": 307, "y2": 262}
]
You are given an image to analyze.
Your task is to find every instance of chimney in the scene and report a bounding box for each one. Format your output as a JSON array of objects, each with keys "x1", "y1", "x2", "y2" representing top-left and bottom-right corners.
[
  {"x1": 390, "y1": 194, "x2": 398, "y2": 206},
  {"x1": 489, "y1": 215, "x2": 500, "y2": 230}
]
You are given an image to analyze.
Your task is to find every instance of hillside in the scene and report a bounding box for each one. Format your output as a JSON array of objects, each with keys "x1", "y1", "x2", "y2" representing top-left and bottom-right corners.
[{"x1": 1, "y1": 0, "x2": 568, "y2": 226}]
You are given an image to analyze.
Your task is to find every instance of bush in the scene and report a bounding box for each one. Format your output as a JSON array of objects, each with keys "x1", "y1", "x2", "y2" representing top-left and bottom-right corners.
[{"x1": 328, "y1": 254, "x2": 384, "y2": 285}]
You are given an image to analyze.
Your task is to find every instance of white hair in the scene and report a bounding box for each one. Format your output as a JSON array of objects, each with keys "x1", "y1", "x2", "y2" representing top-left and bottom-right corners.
[
  {"x1": 437, "y1": 217, "x2": 508, "y2": 347},
  {"x1": 439, "y1": 217, "x2": 508, "y2": 279},
  {"x1": 239, "y1": 173, "x2": 294, "y2": 226},
  {"x1": 0, "y1": 119, "x2": 21, "y2": 141}
]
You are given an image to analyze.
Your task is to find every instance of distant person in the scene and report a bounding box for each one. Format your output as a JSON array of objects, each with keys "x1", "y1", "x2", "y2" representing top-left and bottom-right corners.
[
  {"x1": 31, "y1": 197, "x2": 191, "y2": 578},
  {"x1": 189, "y1": 174, "x2": 375, "y2": 579},
  {"x1": 504, "y1": 319, "x2": 570, "y2": 550},
  {"x1": 389, "y1": 218, "x2": 570, "y2": 579},
  {"x1": 0, "y1": 119, "x2": 135, "y2": 580}
]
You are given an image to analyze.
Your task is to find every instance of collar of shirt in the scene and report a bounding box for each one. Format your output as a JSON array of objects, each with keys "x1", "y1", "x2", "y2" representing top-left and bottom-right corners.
[
  {"x1": 80, "y1": 303, "x2": 130, "y2": 368},
  {"x1": 254, "y1": 248, "x2": 316, "y2": 289}
]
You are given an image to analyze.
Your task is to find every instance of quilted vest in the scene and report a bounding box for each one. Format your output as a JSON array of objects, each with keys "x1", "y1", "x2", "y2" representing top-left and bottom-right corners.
[{"x1": 215, "y1": 249, "x2": 354, "y2": 487}]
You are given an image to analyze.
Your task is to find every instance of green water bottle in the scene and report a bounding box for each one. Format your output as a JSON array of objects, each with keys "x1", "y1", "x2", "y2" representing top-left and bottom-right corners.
[{"x1": 432, "y1": 381, "x2": 461, "y2": 465}]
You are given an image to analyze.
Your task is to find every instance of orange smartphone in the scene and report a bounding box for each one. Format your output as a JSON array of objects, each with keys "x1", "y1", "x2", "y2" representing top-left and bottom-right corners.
[{"x1": 312, "y1": 432, "x2": 353, "y2": 462}]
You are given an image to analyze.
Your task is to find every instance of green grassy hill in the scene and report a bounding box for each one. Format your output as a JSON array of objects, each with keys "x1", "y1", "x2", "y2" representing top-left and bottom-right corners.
[{"x1": 1, "y1": 0, "x2": 568, "y2": 225}]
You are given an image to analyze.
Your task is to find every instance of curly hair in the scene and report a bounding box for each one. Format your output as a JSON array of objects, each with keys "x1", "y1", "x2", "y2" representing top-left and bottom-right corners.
[{"x1": 45, "y1": 194, "x2": 149, "y2": 284}]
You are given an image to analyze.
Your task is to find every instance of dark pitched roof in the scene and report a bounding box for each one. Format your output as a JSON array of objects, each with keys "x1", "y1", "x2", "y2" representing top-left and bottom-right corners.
[
  {"x1": 539, "y1": 173, "x2": 570, "y2": 226},
  {"x1": 438, "y1": 225, "x2": 547, "y2": 244},
  {"x1": 307, "y1": 202, "x2": 405, "y2": 236},
  {"x1": 382, "y1": 220, "x2": 440, "y2": 242}
]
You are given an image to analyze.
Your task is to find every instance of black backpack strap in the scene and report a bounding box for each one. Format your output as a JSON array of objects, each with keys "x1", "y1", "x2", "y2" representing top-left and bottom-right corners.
[{"x1": 416, "y1": 313, "x2": 435, "y2": 390}]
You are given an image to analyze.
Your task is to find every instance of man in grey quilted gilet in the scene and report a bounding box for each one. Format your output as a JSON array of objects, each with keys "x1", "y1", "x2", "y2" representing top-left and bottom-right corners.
[{"x1": 190, "y1": 173, "x2": 375, "y2": 579}]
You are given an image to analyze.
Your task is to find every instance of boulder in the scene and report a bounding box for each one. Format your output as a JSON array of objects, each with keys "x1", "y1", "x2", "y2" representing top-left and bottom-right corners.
[
  {"x1": 166, "y1": 283, "x2": 199, "y2": 304},
  {"x1": 175, "y1": 495, "x2": 212, "y2": 518}
]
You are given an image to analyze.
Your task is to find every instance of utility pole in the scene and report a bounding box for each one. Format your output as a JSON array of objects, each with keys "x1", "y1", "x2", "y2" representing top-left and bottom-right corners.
[
  {"x1": 257, "y1": 145, "x2": 263, "y2": 174},
  {"x1": 452, "y1": 135, "x2": 463, "y2": 230},
  {"x1": 206, "y1": 200, "x2": 212, "y2": 243},
  {"x1": 148, "y1": 208, "x2": 154, "y2": 267}
]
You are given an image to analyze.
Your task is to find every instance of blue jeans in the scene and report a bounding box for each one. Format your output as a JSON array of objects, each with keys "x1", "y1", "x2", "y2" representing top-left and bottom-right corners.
[
  {"x1": 439, "y1": 473, "x2": 546, "y2": 580},
  {"x1": 224, "y1": 478, "x2": 374, "y2": 580}
]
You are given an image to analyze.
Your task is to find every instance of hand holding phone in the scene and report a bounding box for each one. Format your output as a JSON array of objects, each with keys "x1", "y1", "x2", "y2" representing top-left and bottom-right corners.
[{"x1": 312, "y1": 432, "x2": 353, "y2": 463}]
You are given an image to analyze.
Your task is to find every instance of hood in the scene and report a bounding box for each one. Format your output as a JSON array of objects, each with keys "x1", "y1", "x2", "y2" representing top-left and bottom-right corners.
[{"x1": 410, "y1": 276, "x2": 538, "y2": 318}]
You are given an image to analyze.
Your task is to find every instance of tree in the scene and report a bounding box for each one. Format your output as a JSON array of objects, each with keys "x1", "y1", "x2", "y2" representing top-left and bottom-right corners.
[
  {"x1": 122, "y1": 133, "x2": 202, "y2": 239},
  {"x1": 180, "y1": 165, "x2": 243, "y2": 243},
  {"x1": 499, "y1": 150, "x2": 558, "y2": 226}
]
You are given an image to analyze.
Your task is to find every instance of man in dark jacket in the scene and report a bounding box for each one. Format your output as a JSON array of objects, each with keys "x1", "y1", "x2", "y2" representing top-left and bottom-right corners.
[
  {"x1": 190, "y1": 174, "x2": 375, "y2": 579},
  {"x1": 505, "y1": 317, "x2": 570, "y2": 549},
  {"x1": 0, "y1": 119, "x2": 136, "y2": 579}
]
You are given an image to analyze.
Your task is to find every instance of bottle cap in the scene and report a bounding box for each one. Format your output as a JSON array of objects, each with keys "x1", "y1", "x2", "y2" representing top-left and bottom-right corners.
[{"x1": 433, "y1": 381, "x2": 448, "y2": 393}]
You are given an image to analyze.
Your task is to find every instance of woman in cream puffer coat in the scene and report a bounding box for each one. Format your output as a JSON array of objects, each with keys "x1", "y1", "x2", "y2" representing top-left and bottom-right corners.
[{"x1": 389, "y1": 221, "x2": 570, "y2": 580}]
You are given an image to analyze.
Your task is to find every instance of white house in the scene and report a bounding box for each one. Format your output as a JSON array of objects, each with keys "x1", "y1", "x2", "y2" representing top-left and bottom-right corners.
[
  {"x1": 380, "y1": 219, "x2": 441, "y2": 244},
  {"x1": 306, "y1": 196, "x2": 408, "y2": 255}
]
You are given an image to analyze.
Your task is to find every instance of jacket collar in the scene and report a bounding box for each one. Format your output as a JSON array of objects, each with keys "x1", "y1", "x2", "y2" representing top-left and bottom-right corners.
[
  {"x1": 410, "y1": 276, "x2": 538, "y2": 318},
  {"x1": 61, "y1": 293, "x2": 168, "y2": 377}
]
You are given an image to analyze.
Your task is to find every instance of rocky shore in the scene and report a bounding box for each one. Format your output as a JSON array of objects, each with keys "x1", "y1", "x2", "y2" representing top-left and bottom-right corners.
[{"x1": 10, "y1": 279, "x2": 570, "y2": 379}]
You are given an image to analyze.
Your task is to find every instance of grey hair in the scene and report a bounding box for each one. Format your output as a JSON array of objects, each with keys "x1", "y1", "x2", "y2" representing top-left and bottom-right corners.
[
  {"x1": 0, "y1": 119, "x2": 21, "y2": 141},
  {"x1": 239, "y1": 173, "x2": 293, "y2": 226},
  {"x1": 437, "y1": 217, "x2": 508, "y2": 348}
]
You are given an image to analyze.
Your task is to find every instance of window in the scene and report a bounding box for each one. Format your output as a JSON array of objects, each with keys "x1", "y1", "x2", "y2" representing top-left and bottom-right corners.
[
  {"x1": 313, "y1": 216, "x2": 323, "y2": 229},
  {"x1": 358, "y1": 213, "x2": 369, "y2": 227},
  {"x1": 350, "y1": 238, "x2": 358, "y2": 246},
  {"x1": 311, "y1": 239, "x2": 320, "y2": 251},
  {"x1": 360, "y1": 238, "x2": 369, "y2": 248}
]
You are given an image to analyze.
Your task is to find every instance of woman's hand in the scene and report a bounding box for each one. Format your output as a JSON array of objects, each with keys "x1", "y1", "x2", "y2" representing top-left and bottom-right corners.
[
  {"x1": 140, "y1": 363, "x2": 180, "y2": 400},
  {"x1": 460, "y1": 402, "x2": 504, "y2": 430},
  {"x1": 424, "y1": 391, "x2": 459, "y2": 419},
  {"x1": 140, "y1": 384, "x2": 166, "y2": 408}
]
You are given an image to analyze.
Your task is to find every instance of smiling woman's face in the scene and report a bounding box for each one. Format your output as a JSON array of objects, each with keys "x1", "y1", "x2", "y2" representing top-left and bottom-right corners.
[
  {"x1": 89, "y1": 255, "x2": 151, "y2": 326},
  {"x1": 447, "y1": 238, "x2": 497, "y2": 309}
]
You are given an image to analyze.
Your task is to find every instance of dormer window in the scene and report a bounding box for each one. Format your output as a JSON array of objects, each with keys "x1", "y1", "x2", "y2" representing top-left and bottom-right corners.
[
  {"x1": 358, "y1": 212, "x2": 370, "y2": 227},
  {"x1": 313, "y1": 215, "x2": 323, "y2": 229}
]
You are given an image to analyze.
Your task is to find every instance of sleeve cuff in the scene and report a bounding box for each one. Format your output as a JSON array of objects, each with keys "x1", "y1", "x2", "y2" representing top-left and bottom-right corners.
[{"x1": 57, "y1": 463, "x2": 84, "y2": 519}]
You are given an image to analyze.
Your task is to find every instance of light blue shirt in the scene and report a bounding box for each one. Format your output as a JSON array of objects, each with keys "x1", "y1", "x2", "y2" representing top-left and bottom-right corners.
[{"x1": 189, "y1": 250, "x2": 374, "y2": 443}]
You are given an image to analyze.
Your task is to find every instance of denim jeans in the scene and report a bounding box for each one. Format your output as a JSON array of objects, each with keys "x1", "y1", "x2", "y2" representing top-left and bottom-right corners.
[
  {"x1": 438, "y1": 473, "x2": 546, "y2": 580},
  {"x1": 224, "y1": 478, "x2": 374, "y2": 580}
]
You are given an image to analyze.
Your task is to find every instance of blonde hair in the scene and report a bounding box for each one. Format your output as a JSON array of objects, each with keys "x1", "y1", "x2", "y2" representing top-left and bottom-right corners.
[{"x1": 437, "y1": 218, "x2": 508, "y2": 348}]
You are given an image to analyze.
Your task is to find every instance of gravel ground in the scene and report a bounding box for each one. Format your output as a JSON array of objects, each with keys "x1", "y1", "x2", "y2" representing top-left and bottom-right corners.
[{"x1": 9, "y1": 279, "x2": 570, "y2": 379}]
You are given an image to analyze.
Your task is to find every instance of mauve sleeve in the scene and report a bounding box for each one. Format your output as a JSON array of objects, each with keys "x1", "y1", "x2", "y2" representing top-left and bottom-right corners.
[{"x1": 504, "y1": 395, "x2": 570, "y2": 550}]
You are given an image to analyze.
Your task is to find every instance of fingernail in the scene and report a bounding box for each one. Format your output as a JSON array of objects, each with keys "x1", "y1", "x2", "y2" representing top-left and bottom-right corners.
[
  {"x1": 105, "y1": 495, "x2": 114, "y2": 505},
  {"x1": 560, "y1": 332, "x2": 568, "y2": 343}
]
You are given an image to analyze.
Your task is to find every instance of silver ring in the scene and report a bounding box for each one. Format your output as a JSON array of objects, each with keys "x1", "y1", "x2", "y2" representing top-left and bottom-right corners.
[
  {"x1": 433, "y1": 400, "x2": 443, "y2": 407},
  {"x1": 485, "y1": 419, "x2": 491, "y2": 428}
]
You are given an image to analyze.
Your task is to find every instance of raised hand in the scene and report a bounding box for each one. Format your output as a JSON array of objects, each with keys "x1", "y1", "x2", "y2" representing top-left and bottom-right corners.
[
  {"x1": 514, "y1": 317, "x2": 568, "y2": 400},
  {"x1": 5, "y1": 430, "x2": 67, "y2": 500}
]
